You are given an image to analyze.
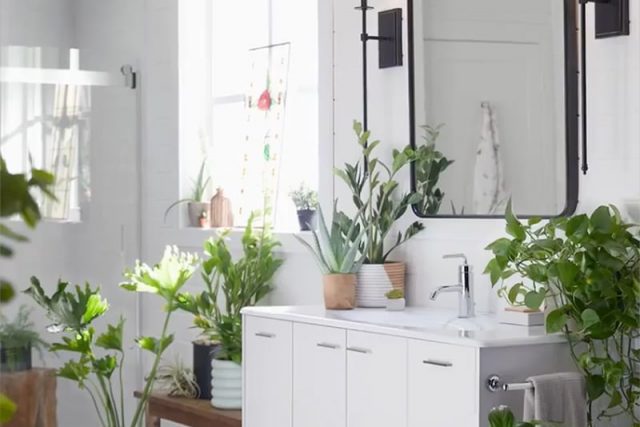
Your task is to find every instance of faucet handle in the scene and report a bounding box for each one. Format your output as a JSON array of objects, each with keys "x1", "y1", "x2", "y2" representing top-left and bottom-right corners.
[{"x1": 443, "y1": 253, "x2": 468, "y2": 265}]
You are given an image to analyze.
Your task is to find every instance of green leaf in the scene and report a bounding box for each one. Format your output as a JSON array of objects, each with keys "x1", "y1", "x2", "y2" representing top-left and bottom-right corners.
[
  {"x1": 507, "y1": 283, "x2": 525, "y2": 304},
  {"x1": 556, "y1": 261, "x2": 579, "y2": 289},
  {"x1": 136, "y1": 334, "x2": 174, "y2": 355},
  {"x1": 488, "y1": 406, "x2": 515, "y2": 427},
  {"x1": 581, "y1": 309, "x2": 600, "y2": 329},
  {"x1": 565, "y1": 214, "x2": 589, "y2": 241},
  {"x1": 524, "y1": 290, "x2": 545, "y2": 310},
  {"x1": 590, "y1": 206, "x2": 613, "y2": 234},
  {"x1": 81, "y1": 294, "x2": 109, "y2": 325},
  {"x1": 505, "y1": 200, "x2": 526, "y2": 241},
  {"x1": 0, "y1": 281, "x2": 15, "y2": 303},
  {"x1": 58, "y1": 359, "x2": 91, "y2": 384},
  {"x1": 0, "y1": 393, "x2": 17, "y2": 423},
  {"x1": 92, "y1": 355, "x2": 117, "y2": 378},
  {"x1": 586, "y1": 375, "x2": 605, "y2": 400},
  {"x1": 96, "y1": 318, "x2": 125, "y2": 352},
  {"x1": 546, "y1": 308, "x2": 567, "y2": 333}
]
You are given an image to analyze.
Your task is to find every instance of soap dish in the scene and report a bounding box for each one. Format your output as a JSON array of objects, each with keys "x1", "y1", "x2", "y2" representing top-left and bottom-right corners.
[{"x1": 498, "y1": 307, "x2": 544, "y2": 327}]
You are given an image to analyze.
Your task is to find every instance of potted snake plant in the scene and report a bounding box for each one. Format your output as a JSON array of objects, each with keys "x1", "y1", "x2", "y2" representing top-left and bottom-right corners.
[
  {"x1": 294, "y1": 203, "x2": 368, "y2": 310},
  {"x1": 334, "y1": 121, "x2": 424, "y2": 307},
  {"x1": 164, "y1": 159, "x2": 211, "y2": 227}
]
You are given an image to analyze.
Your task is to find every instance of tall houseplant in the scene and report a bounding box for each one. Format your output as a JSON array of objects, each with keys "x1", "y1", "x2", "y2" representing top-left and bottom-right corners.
[
  {"x1": 25, "y1": 246, "x2": 199, "y2": 427},
  {"x1": 0, "y1": 306, "x2": 47, "y2": 372},
  {"x1": 295, "y1": 203, "x2": 368, "y2": 309},
  {"x1": 334, "y1": 121, "x2": 423, "y2": 307},
  {"x1": 413, "y1": 125, "x2": 454, "y2": 216},
  {"x1": 485, "y1": 204, "x2": 640, "y2": 426},
  {"x1": 178, "y1": 213, "x2": 283, "y2": 409}
]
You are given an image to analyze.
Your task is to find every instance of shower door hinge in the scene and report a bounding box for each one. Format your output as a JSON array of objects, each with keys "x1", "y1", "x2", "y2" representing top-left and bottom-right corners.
[{"x1": 121, "y1": 65, "x2": 137, "y2": 89}]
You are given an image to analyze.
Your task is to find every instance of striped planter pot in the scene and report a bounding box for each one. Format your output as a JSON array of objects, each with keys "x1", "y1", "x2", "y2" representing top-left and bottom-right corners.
[
  {"x1": 210, "y1": 359, "x2": 242, "y2": 409},
  {"x1": 356, "y1": 262, "x2": 406, "y2": 308}
]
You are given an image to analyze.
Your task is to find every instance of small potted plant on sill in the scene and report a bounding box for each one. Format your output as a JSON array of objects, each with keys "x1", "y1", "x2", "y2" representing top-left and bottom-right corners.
[
  {"x1": 289, "y1": 183, "x2": 318, "y2": 231},
  {"x1": 335, "y1": 121, "x2": 424, "y2": 308},
  {"x1": 178, "y1": 213, "x2": 283, "y2": 409},
  {"x1": 385, "y1": 289, "x2": 405, "y2": 311},
  {"x1": 164, "y1": 159, "x2": 212, "y2": 227},
  {"x1": 0, "y1": 306, "x2": 46, "y2": 372},
  {"x1": 294, "y1": 203, "x2": 368, "y2": 310}
]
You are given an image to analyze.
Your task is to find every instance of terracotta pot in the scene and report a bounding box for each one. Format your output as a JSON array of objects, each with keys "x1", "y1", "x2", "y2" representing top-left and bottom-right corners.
[
  {"x1": 188, "y1": 202, "x2": 210, "y2": 227},
  {"x1": 356, "y1": 262, "x2": 406, "y2": 308},
  {"x1": 323, "y1": 274, "x2": 356, "y2": 310}
]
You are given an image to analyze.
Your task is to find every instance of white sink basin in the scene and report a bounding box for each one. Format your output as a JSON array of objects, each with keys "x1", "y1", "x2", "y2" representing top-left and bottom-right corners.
[{"x1": 328, "y1": 308, "x2": 498, "y2": 333}]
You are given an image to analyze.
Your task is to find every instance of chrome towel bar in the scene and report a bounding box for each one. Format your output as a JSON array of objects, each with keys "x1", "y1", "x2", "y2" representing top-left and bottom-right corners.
[{"x1": 486, "y1": 375, "x2": 533, "y2": 392}]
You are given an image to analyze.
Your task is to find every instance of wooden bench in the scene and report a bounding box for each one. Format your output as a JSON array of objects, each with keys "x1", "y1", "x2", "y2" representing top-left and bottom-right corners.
[{"x1": 134, "y1": 392, "x2": 242, "y2": 427}]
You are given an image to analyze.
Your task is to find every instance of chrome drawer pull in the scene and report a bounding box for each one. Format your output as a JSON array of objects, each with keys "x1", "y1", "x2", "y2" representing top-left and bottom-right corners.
[
  {"x1": 422, "y1": 360, "x2": 453, "y2": 368},
  {"x1": 317, "y1": 342, "x2": 340, "y2": 350},
  {"x1": 255, "y1": 332, "x2": 276, "y2": 338},
  {"x1": 347, "y1": 346, "x2": 371, "y2": 354},
  {"x1": 423, "y1": 359, "x2": 453, "y2": 367}
]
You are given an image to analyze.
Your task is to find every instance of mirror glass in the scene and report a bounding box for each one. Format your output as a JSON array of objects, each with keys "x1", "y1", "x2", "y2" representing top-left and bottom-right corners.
[{"x1": 409, "y1": 0, "x2": 578, "y2": 218}]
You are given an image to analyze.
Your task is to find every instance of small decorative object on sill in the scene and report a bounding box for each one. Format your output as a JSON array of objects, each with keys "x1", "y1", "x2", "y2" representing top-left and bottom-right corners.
[
  {"x1": 385, "y1": 289, "x2": 406, "y2": 311},
  {"x1": 164, "y1": 159, "x2": 211, "y2": 227},
  {"x1": 289, "y1": 182, "x2": 318, "y2": 231},
  {"x1": 209, "y1": 188, "x2": 234, "y2": 228},
  {"x1": 498, "y1": 306, "x2": 544, "y2": 327}
]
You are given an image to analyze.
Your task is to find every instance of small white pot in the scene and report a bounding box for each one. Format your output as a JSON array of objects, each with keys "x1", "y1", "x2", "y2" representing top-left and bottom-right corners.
[
  {"x1": 386, "y1": 298, "x2": 406, "y2": 311},
  {"x1": 210, "y1": 359, "x2": 242, "y2": 409}
]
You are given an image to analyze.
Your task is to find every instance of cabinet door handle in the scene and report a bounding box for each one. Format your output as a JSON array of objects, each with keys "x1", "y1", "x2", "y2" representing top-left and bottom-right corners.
[
  {"x1": 317, "y1": 342, "x2": 340, "y2": 350},
  {"x1": 347, "y1": 346, "x2": 371, "y2": 354},
  {"x1": 255, "y1": 332, "x2": 276, "y2": 339},
  {"x1": 423, "y1": 359, "x2": 453, "y2": 367}
]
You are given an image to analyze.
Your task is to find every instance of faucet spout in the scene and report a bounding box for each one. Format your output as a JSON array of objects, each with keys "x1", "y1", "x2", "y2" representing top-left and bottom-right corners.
[{"x1": 430, "y1": 285, "x2": 463, "y2": 301}]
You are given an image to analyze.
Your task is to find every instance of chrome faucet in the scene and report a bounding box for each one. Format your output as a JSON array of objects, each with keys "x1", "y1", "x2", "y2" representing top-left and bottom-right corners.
[{"x1": 430, "y1": 254, "x2": 475, "y2": 318}]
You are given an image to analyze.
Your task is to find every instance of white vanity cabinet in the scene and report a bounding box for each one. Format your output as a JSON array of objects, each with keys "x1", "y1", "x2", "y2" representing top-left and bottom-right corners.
[
  {"x1": 347, "y1": 331, "x2": 407, "y2": 427},
  {"x1": 243, "y1": 316, "x2": 293, "y2": 427},
  {"x1": 242, "y1": 307, "x2": 572, "y2": 427}
]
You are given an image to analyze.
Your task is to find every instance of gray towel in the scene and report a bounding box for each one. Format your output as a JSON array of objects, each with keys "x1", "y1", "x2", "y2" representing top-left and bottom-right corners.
[{"x1": 523, "y1": 372, "x2": 587, "y2": 427}]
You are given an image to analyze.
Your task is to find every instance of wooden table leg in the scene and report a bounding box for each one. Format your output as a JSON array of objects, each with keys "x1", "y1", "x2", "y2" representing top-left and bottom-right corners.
[{"x1": 145, "y1": 404, "x2": 161, "y2": 427}]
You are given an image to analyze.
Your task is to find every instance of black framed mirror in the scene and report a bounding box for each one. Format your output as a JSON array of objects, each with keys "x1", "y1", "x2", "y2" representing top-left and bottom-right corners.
[{"x1": 408, "y1": 0, "x2": 579, "y2": 218}]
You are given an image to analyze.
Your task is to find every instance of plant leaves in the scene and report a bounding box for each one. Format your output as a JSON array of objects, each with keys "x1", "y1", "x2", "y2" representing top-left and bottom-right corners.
[
  {"x1": 546, "y1": 308, "x2": 567, "y2": 333},
  {"x1": 581, "y1": 309, "x2": 600, "y2": 329},
  {"x1": 524, "y1": 290, "x2": 545, "y2": 310},
  {"x1": 96, "y1": 318, "x2": 125, "y2": 352},
  {"x1": 136, "y1": 334, "x2": 174, "y2": 355},
  {"x1": 0, "y1": 394, "x2": 16, "y2": 423}
]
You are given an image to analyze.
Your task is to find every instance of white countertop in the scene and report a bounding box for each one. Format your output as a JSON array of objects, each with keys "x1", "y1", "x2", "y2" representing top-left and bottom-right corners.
[{"x1": 241, "y1": 306, "x2": 566, "y2": 348}]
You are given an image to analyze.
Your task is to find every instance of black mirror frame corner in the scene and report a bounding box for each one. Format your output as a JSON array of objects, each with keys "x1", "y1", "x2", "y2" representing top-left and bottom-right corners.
[{"x1": 407, "y1": 0, "x2": 580, "y2": 219}]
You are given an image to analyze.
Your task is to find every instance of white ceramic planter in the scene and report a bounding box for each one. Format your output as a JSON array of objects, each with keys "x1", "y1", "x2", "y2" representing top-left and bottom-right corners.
[
  {"x1": 386, "y1": 298, "x2": 406, "y2": 311},
  {"x1": 356, "y1": 262, "x2": 406, "y2": 308},
  {"x1": 211, "y1": 359, "x2": 242, "y2": 409}
]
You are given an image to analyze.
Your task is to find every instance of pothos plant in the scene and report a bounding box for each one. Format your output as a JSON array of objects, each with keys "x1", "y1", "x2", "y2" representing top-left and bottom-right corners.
[
  {"x1": 178, "y1": 213, "x2": 283, "y2": 363},
  {"x1": 488, "y1": 406, "x2": 540, "y2": 427},
  {"x1": 334, "y1": 121, "x2": 424, "y2": 264},
  {"x1": 485, "y1": 203, "x2": 640, "y2": 426},
  {"x1": 25, "y1": 246, "x2": 199, "y2": 427}
]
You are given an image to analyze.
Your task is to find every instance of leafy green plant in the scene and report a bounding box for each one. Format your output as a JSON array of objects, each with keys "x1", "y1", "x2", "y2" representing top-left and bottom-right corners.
[
  {"x1": 0, "y1": 305, "x2": 47, "y2": 370},
  {"x1": 488, "y1": 406, "x2": 539, "y2": 427},
  {"x1": 485, "y1": 203, "x2": 640, "y2": 426},
  {"x1": 154, "y1": 356, "x2": 199, "y2": 398},
  {"x1": 334, "y1": 121, "x2": 424, "y2": 264},
  {"x1": 163, "y1": 159, "x2": 211, "y2": 220},
  {"x1": 25, "y1": 246, "x2": 199, "y2": 427},
  {"x1": 178, "y1": 213, "x2": 283, "y2": 363},
  {"x1": 289, "y1": 183, "x2": 318, "y2": 211},
  {"x1": 385, "y1": 289, "x2": 404, "y2": 300},
  {"x1": 294, "y1": 203, "x2": 367, "y2": 274},
  {"x1": 414, "y1": 125, "x2": 454, "y2": 216},
  {"x1": 0, "y1": 155, "x2": 55, "y2": 304}
]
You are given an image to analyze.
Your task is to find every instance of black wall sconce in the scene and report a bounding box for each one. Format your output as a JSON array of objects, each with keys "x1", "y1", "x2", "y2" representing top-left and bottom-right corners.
[
  {"x1": 355, "y1": 0, "x2": 403, "y2": 155},
  {"x1": 580, "y1": 0, "x2": 629, "y2": 174}
]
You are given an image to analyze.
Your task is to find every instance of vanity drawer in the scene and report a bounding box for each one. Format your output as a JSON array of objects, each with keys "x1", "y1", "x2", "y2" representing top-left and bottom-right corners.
[{"x1": 408, "y1": 339, "x2": 477, "y2": 427}]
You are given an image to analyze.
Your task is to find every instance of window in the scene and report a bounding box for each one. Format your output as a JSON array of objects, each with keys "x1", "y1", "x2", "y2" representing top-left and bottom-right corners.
[{"x1": 180, "y1": 0, "x2": 319, "y2": 231}]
